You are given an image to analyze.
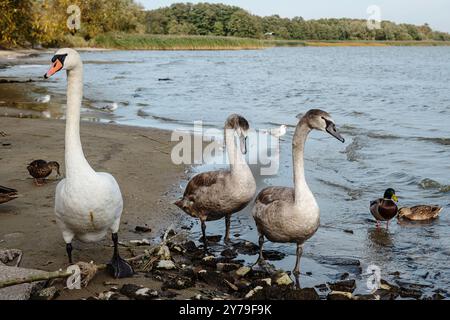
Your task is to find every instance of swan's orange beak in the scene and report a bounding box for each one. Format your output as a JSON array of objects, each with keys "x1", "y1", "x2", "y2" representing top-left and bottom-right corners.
[{"x1": 44, "y1": 59, "x2": 63, "y2": 79}]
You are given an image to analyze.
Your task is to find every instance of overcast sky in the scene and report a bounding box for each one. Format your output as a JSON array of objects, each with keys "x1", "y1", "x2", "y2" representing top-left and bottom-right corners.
[{"x1": 138, "y1": 0, "x2": 450, "y2": 32}]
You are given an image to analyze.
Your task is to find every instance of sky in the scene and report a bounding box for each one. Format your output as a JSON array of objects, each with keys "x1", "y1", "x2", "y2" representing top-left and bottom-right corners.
[{"x1": 138, "y1": 0, "x2": 450, "y2": 32}]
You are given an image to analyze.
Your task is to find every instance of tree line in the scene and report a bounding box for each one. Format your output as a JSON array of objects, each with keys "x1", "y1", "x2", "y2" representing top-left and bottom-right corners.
[{"x1": 1, "y1": 1, "x2": 449, "y2": 48}]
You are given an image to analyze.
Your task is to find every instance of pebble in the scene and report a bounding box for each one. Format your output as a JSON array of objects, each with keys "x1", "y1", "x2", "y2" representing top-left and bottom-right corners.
[
  {"x1": 328, "y1": 279, "x2": 356, "y2": 293},
  {"x1": 134, "y1": 226, "x2": 152, "y2": 233},
  {"x1": 245, "y1": 286, "x2": 263, "y2": 299},
  {"x1": 120, "y1": 284, "x2": 158, "y2": 300},
  {"x1": 248, "y1": 286, "x2": 319, "y2": 300},
  {"x1": 31, "y1": 286, "x2": 59, "y2": 300},
  {"x1": 216, "y1": 262, "x2": 241, "y2": 272},
  {"x1": 235, "y1": 266, "x2": 251, "y2": 277},
  {"x1": 274, "y1": 273, "x2": 293, "y2": 286},
  {"x1": 162, "y1": 276, "x2": 194, "y2": 290},
  {"x1": 327, "y1": 291, "x2": 354, "y2": 300},
  {"x1": 157, "y1": 260, "x2": 176, "y2": 270}
]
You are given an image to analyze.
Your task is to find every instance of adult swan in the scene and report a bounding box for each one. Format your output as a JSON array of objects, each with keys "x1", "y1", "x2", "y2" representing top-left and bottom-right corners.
[
  {"x1": 44, "y1": 48, "x2": 133, "y2": 278},
  {"x1": 252, "y1": 109, "x2": 344, "y2": 285}
]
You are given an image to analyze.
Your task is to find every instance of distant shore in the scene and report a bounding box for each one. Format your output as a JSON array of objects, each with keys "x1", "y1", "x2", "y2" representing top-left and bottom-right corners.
[{"x1": 2, "y1": 35, "x2": 450, "y2": 54}]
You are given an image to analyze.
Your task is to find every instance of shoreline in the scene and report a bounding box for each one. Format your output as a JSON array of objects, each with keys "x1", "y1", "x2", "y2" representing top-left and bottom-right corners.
[
  {"x1": 0, "y1": 117, "x2": 194, "y2": 299},
  {"x1": 1, "y1": 39, "x2": 450, "y2": 59}
]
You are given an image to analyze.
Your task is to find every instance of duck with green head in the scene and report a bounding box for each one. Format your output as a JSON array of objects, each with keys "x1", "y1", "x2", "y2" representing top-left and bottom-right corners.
[{"x1": 370, "y1": 188, "x2": 399, "y2": 229}]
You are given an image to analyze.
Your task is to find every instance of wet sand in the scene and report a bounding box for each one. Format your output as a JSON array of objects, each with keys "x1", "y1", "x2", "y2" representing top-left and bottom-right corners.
[{"x1": 0, "y1": 117, "x2": 199, "y2": 299}]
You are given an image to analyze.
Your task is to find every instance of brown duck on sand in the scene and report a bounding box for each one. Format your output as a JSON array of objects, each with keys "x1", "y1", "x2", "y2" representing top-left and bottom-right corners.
[
  {"x1": 0, "y1": 186, "x2": 18, "y2": 204},
  {"x1": 27, "y1": 160, "x2": 61, "y2": 186}
]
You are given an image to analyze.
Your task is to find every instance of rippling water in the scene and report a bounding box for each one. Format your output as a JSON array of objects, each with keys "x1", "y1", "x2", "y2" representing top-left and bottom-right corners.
[{"x1": 1, "y1": 47, "x2": 450, "y2": 296}]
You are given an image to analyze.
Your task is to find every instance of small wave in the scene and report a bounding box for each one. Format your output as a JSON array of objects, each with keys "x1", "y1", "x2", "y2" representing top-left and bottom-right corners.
[
  {"x1": 416, "y1": 137, "x2": 450, "y2": 146},
  {"x1": 17, "y1": 64, "x2": 43, "y2": 69},
  {"x1": 342, "y1": 137, "x2": 364, "y2": 162},
  {"x1": 367, "y1": 132, "x2": 402, "y2": 140},
  {"x1": 419, "y1": 178, "x2": 450, "y2": 193}
]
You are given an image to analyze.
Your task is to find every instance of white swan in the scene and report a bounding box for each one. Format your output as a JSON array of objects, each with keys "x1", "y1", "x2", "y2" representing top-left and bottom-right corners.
[
  {"x1": 252, "y1": 109, "x2": 344, "y2": 285},
  {"x1": 44, "y1": 48, "x2": 133, "y2": 278}
]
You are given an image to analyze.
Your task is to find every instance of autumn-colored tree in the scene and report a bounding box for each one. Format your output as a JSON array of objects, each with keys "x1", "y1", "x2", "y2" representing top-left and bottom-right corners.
[{"x1": 0, "y1": 0, "x2": 34, "y2": 47}]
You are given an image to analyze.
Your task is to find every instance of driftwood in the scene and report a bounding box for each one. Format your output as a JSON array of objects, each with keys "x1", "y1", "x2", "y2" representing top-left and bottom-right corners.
[{"x1": 0, "y1": 228, "x2": 185, "y2": 290}]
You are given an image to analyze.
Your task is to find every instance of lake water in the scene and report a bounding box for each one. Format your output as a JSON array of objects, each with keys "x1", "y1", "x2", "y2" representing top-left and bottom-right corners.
[{"x1": 1, "y1": 47, "x2": 450, "y2": 296}]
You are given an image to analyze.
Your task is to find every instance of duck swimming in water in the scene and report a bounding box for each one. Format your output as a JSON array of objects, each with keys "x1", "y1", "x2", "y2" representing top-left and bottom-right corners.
[
  {"x1": 370, "y1": 188, "x2": 398, "y2": 229},
  {"x1": 27, "y1": 160, "x2": 61, "y2": 185},
  {"x1": 175, "y1": 114, "x2": 256, "y2": 251},
  {"x1": 252, "y1": 109, "x2": 345, "y2": 286},
  {"x1": 44, "y1": 48, "x2": 133, "y2": 278}
]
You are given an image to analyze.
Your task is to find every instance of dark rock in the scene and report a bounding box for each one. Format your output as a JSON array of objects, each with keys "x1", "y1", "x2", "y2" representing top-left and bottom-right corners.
[
  {"x1": 262, "y1": 250, "x2": 286, "y2": 261},
  {"x1": 216, "y1": 262, "x2": 241, "y2": 272},
  {"x1": 317, "y1": 256, "x2": 361, "y2": 266},
  {"x1": 399, "y1": 286, "x2": 422, "y2": 299},
  {"x1": 233, "y1": 241, "x2": 259, "y2": 255},
  {"x1": 31, "y1": 286, "x2": 60, "y2": 300},
  {"x1": 431, "y1": 293, "x2": 445, "y2": 300},
  {"x1": 354, "y1": 293, "x2": 379, "y2": 300},
  {"x1": 198, "y1": 270, "x2": 232, "y2": 291},
  {"x1": 221, "y1": 248, "x2": 238, "y2": 259},
  {"x1": 119, "y1": 284, "x2": 158, "y2": 300},
  {"x1": 183, "y1": 241, "x2": 198, "y2": 251},
  {"x1": 375, "y1": 280, "x2": 400, "y2": 300},
  {"x1": 180, "y1": 267, "x2": 197, "y2": 280},
  {"x1": 251, "y1": 278, "x2": 272, "y2": 288},
  {"x1": 162, "y1": 276, "x2": 195, "y2": 290},
  {"x1": 338, "y1": 272, "x2": 350, "y2": 280},
  {"x1": 199, "y1": 235, "x2": 222, "y2": 243},
  {"x1": 235, "y1": 279, "x2": 252, "y2": 292},
  {"x1": 160, "y1": 290, "x2": 179, "y2": 298},
  {"x1": 134, "y1": 225, "x2": 152, "y2": 233},
  {"x1": 328, "y1": 279, "x2": 356, "y2": 293},
  {"x1": 327, "y1": 291, "x2": 353, "y2": 300},
  {"x1": 315, "y1": 283, "x2": 329, "y2": 292},
  {"x1": 248, "y1": 286, "x2": 319, "y2": 300},
  {"x1": 315, "y1": 256, "x2": 362, "y2": 274}
]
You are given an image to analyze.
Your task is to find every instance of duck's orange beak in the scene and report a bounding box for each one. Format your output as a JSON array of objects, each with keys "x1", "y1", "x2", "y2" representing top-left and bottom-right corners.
[{"x1": 44, "y1": 59, "x2": 63, "y2": 79}]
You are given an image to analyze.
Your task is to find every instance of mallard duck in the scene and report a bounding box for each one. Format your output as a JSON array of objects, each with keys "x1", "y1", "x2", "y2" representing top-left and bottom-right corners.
[
  {"x1": 175, "y1": 114, "x2": 256, "y2": 251},
  {"x1": 398, "y1": 205, "x2": 442, "y2": 221},
  {"x1": 44, "y1": 48, "x2": 133, "y2": 278},
  {"x1": 27, "y1": 160, "x2": 61, "y2": 186},
  {"x1": 0, "y1": 186, "x2": 18, "y2": 204},
  {"x1": 370, "y1": 188, "x2": 398, "y2": 229},
  {"x1": 252, "y1": 109, "x2": 345, "y2": 286}
]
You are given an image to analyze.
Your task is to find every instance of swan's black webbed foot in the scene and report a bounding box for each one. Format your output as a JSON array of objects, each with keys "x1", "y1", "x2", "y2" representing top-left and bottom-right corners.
[
  {"x1": 107, "y1": 233, "x2": 134, "y2": 278},
  {"x1": 107, "y1": 254, "x2": 134, "y2": 278}
]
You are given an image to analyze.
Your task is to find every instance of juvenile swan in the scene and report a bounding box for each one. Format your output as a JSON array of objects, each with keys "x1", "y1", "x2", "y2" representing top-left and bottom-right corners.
[
  {"x1": 44, "y1": 48, "x2": 133, "y2": 278},
  {"x1": 252, "y1": 109, "x2": 344, "y2": 283},
  {"x1": 175, "y1": 114, "x2": 256, "y2": 250}
]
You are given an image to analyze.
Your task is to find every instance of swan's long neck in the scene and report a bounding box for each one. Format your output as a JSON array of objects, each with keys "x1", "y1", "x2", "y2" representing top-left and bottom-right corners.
[
  {"x1": 225, "y1": 129, "x2": 250, "y2": 176},
  {"x1": 65, "y1": 63, "x2": 94, "y2": 179},
  {"x1": 292, "y1": 119, "x2": 315, "y2": 207}
]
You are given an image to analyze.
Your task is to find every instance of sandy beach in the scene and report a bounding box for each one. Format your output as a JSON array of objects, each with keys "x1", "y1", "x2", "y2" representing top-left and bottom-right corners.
[{"x1": 0, "y1": 117, "x2": 196, "y2": 299}]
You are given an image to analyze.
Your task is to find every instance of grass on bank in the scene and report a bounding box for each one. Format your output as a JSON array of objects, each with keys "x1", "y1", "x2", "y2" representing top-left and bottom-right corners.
[
  {"x1": 60, "y1": 33, "x2": 450, "y2": 50},
  {"x1": 92, "y1": 33, "x2": 266, "y2": 50}
]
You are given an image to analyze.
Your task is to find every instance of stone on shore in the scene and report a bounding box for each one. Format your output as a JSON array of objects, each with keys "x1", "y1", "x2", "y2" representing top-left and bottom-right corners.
[{"x1": 0, "y1": 265, "x2": 46, "y2": 300}]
